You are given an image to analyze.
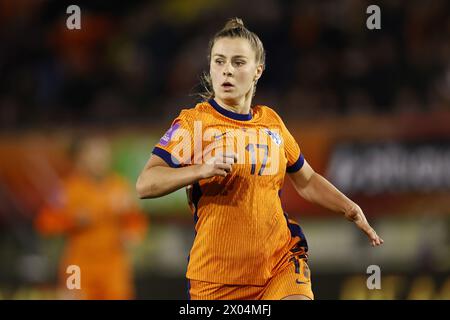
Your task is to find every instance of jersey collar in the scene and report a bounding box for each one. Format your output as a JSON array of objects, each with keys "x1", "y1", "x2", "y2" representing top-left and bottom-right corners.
[{"x1": 208, "y1": 99, "x2": 253, "y2": 121}]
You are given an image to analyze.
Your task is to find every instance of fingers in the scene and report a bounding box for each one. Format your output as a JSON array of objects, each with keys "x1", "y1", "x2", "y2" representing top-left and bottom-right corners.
[
  {"x1": 222, "y1": 156, "x2": 236, "y2": 165},
  {"x1": 204, "y1": 151, "x2": 239, "y2": 177},
  {"x1": 207, "y1": 162, "x2": 233, "y2": 177},
  {"x1": 371, "y1": 235, "x2": 384, "y2": 247},
  {"x1": 205, "y1": 152, "x2": 238, "y2": 165},
  {"x1": 216, "y1": 151, "x2": 238, "y2": 164},
  {"x1": 215, "y1": 162, "x2": 232, "y2": 173},
  {"x1": 365, "y1": 225, "x2": 384, "y2": 247},
  {"x1": 348, "y1": 206, "x2": 384, "y2": 247}
]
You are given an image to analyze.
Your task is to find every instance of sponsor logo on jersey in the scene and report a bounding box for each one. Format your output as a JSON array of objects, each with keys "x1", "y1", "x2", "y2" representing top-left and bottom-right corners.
[{"x1": 159, "y1": 122, "x2": 181, "y2": 146}]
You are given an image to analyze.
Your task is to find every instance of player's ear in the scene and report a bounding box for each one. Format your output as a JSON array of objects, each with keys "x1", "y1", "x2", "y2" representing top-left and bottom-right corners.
[{"x1": 254, "y1": 64, "x2": 263, "y2": 81}]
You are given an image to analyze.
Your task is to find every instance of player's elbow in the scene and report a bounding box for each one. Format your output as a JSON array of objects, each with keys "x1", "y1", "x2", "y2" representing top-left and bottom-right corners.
[
  {"x1": 135, "y1": 176, "x2": 146, "y2": 199},
  {"x1": 136, "y1": 173, "x2": 158, "y2": 199}
]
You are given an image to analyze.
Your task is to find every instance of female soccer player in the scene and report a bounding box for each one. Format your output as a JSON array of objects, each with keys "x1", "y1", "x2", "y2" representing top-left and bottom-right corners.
[{"x1": 136, "y1": 18, "x2": 383, "y2": 300}]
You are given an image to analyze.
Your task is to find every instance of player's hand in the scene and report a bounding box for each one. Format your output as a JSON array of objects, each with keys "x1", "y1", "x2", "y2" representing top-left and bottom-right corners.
[
  {"x1": 344, "y1": 204, "x2": 384, "y2": 247},
  {"x1": 197, "y1": 152, "x2": 238, "y2": 179}
]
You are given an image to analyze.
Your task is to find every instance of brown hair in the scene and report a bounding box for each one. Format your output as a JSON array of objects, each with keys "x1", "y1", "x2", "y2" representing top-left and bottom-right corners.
[{"x1": 199, "y1": 18, "x2": 266, "y2": 100}]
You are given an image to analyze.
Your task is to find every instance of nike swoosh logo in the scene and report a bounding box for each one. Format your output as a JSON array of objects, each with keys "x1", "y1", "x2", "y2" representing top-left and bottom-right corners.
[
  {"x1": 296, "y1": 279, "x2": 309, "y2": 285},
  {"x1": 214, "y1": 131, "x2": 231, "y2": 140}
]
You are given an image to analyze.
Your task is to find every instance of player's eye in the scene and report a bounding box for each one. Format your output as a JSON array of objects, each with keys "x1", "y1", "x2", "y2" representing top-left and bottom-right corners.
[
  {"x1": 234, "y1": 60, "x2": 245, "y2": 66},
  {"x1": 215, "y1": 59, "x2": 225, "y2": 65}
]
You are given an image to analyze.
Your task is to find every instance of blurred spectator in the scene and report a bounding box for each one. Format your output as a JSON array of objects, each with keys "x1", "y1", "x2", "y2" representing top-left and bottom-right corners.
[
  {"x1": 0, "y1": 0, "x2": 449, "y2": 127},
  {"x1": 35, "y1": 135, "x2": 148, "y2": 299}
]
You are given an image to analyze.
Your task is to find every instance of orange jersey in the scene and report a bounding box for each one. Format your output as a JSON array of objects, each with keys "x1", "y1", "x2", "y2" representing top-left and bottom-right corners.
[
  {"x1": 36, "y1": 173, "x2": 146, "y2": 256},
  {"x1": 36, "y1": 173, "x2": 148, "y2": 299},
  {"x1": 152, "y1": 99, "x2": 307, "y2": 285}
]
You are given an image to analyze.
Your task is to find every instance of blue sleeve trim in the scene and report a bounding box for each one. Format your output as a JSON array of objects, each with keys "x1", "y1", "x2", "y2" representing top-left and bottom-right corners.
[
  {"x1": 286, "y1": 153, "x2": 305, "y2": 173},
  {"x1": 152, "y1": 147, "x2": 181, "y2": 168}
]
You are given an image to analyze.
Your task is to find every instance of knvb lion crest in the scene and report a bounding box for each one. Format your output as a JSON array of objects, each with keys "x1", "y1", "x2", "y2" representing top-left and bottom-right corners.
[{"x1": 263, "y1": 128, "x2": 282, "y2": 146}]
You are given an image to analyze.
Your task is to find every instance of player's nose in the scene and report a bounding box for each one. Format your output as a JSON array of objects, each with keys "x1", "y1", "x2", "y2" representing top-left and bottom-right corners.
[{"x1": 223, "y1": 63, "x2": 233, "y2": 76}]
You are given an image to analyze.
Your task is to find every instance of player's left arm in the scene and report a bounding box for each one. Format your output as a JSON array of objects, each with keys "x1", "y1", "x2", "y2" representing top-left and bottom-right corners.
[{"x1": 287, "y1": 160, "x2": 384, "y2": 247}]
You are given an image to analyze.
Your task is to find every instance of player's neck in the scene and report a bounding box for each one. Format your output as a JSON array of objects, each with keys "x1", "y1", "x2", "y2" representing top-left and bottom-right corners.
[{"x1": 215, "y1": 97, "x2": 252, "y2": 115}]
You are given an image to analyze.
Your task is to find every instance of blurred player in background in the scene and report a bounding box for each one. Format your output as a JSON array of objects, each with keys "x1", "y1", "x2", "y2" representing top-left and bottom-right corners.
[
  {"x1": 137, "y1": 18, "x2": 383, "y2": 300},
  {"x1": 36, "y1": 135, "x2": 148, "y2": 299}
]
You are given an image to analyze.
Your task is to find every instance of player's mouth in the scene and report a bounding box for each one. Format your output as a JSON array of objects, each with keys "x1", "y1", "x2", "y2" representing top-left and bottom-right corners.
[{"x1": 221, "y1": 82, "x2": 235, "y2": 90}]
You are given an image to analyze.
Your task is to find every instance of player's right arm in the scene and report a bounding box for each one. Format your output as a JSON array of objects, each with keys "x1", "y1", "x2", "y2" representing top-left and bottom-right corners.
[{"x1": 136, "y1": 152, "x2": 236, "y2": 199}]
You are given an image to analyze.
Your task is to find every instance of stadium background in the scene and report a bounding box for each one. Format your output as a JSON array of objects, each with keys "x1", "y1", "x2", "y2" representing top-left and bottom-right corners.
[{"x1": 1, "y1": 0, "x2": 449, "y2": 299}]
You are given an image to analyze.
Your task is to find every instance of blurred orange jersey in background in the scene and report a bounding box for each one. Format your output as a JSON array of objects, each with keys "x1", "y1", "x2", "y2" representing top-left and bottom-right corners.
[{"x1": 36, "y1": 172, "x2": 148, "y2": 299}]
